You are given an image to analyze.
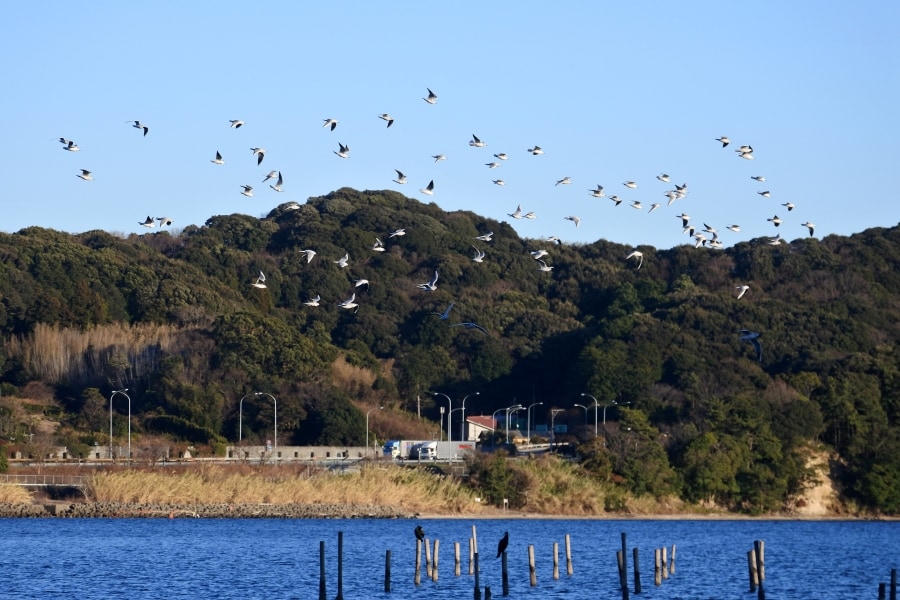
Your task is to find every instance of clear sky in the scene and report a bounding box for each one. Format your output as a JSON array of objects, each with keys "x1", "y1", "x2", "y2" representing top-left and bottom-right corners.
[{"x1": 3, "y1": 1, "x2": 898, "y2": 249}]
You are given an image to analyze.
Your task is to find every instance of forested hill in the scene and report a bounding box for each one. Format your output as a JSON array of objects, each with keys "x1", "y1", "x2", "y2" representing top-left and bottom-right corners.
[{"x1": 2, "y1": 188, "x2": 899, "y2": 513}]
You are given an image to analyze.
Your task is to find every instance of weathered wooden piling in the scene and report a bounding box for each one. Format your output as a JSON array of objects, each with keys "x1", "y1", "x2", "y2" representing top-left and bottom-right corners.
[
  {"x1": 655, "y1": 548, "x2": 662, "y2": 587},
  {"x1": 502, "y1": 550, "x2": 510, "y2": 596},
  {"x1": 484, "y1": 585, "x2": 492, "y2": 600},
  {"x1": 384, "y1": 549, "x2": 391, "y2": 593},
  {"x1": 553, "y1": 541, "x2": 560, "y2": 580},
  {"x1": 891, "y1": 567, "x2": 897, "y2": 600},
  {"x1": 661, "y1": 545, "x2": 668, "y2": 580},
  {"x1": 318, "y1": 540, "x2": 327, "y2": 600},
  {"x1": 565, "y1": 533, "x2": 573, "y2": 575},
  {"x1": 529, "y1": 544, "x2": 538, "y2": 587},
  {"x1": 754, "y1": 540, "x2": 766, "y2": 600},
  {"x1": 425, "y1": 537, "x2": 433, "y2": 579},
  {"x1": 747, "y1": 549, "x2": 758, "y2": 592},
  {"x1": 469, "y1": 537, "x2": 475, "y2": 575},
  {"x1": 432, "y1": 539, "x2": 440, "y2": 582},
  {"x1": 879, "y1": 582, "x2": 886, "y2": 600},
  {"x1": 336, "y1": 531, "x2": 344, "y2": 600},
  {"x1": 617, "y1": 550, "x2": 630, "y2": 600},
  {"x1": 415, "y1": 538, "x2": 422, "y2": 585},
  {"x1": 633, "y1": 547, "x2": 641, "y2": 593},
  {"x1": 455, "y1": 541, "x2": 461, "y2": 576},
  {"x1": 670, "y1": 544, "x2": 676, "y2": 575},
  {"x1": 473, "y1": 552, "x2": 481, "y2": 600}
]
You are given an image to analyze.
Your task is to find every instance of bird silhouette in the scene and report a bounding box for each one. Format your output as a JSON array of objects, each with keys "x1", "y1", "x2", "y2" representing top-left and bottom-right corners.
[
  {"x1": 497, "y1": 532, "x2": 509, "y2": 558},
  {"x1": 415, "y1": 525, "x2": 425, "y2": 542}
]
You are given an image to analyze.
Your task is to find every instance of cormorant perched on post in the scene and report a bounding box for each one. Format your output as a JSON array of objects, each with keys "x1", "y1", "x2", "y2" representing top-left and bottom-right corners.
[
  {"x1": 415, "y1": 525, "x2": 425, "y2": 542},
  {"x1": 496, "y1": 532, "x2": 509, "y2": 558}
]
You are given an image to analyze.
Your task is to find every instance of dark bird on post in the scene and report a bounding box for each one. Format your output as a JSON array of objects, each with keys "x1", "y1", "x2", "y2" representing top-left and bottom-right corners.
[
  {"x1": 497, "y1": 532, "x2": 509, "y2": 558},
  {"x1": 415, "y1": 525, "x2": 425, "y2": 542}
]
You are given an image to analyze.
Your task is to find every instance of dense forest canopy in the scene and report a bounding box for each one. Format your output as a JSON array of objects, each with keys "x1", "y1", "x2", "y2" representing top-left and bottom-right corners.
[{"x1": 1, "y1": 188, "x2": 899, "y2": 513}]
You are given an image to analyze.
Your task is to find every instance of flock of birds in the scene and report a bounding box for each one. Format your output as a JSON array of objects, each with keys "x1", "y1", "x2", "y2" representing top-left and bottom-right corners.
[
  {"x1": 415, "y1": 525, "x2": 509, "y2": 558},
  {"x1": 54, "y1": 87, "x2": 805, "y2": 363}
]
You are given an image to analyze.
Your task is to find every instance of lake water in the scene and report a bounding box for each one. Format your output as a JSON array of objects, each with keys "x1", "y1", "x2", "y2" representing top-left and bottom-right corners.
[{"x1": 0, "y1": 517, "x2": 897, "y2": 599}]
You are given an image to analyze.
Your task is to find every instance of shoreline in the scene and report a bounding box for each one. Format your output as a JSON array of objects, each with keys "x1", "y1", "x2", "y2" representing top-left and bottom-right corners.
[{"x1": 2, "y1": 501, "x2": 893, "y2": 521}]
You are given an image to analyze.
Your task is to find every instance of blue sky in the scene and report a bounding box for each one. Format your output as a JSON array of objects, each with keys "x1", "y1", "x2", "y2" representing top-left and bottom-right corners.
[{"x1": 3, "y1": 1, "x2": 898, "y2": 249}]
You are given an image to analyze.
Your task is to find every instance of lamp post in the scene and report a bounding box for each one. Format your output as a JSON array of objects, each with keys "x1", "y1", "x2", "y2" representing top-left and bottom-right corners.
[
  {"x1": 602, "y1": 401, "x2": 618, "y2": 426},
  {"x1": 574, "y1": 403, "x2": 589, "y2": 425},
  {"x1": 255, "y1": 392, "x2": 278, "y2": 457},
  {"x1": 366, "y1": 406, "x2": 383, "y2": 458},
  {"x1": 239, "y1": 393, "x2": 278, "y2": 456},
  {"x1": 550, "y1": 408, "x2": 564, "y2": 448},
  {"x1": 109, "y1": 389, "x2": 131, "y2": 463},
  {"x1": 505, "y1": 404, "x2": 523, "y2": 444},
  {"x1": 431, "y1": 392, "x2": 452, "y2": 442},
  {"x1": 581, "y1": 393, "x2": 600, "y2": 436},
  {"x1": 526, "y1": 402, "x2": 543, "y2": 446},
  {"x1": 490, "y1": 407, "x2": 505, "y2": 448},
  {"x1": 460, "y1": 392, "x2": 480, "y2": 442}
]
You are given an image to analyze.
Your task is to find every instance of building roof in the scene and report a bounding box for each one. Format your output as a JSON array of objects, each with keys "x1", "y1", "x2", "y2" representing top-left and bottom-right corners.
[{"x1": 466, "y1": 415, "x2": 496, "y2": 431}]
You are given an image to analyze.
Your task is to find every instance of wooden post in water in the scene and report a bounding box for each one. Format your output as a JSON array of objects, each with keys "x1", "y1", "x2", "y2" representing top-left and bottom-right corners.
[
  {"x1": 469, "y1": 537, "x2": 475, "y2": 575},
  {"x1": 384, "y1": 549, "x2": 391, "y2": 593},
  {"x1": 754, "y1": 540, "x2": 766, "y2": 600},
  {"x1": 670, "y1": 544, "x2": 676, "y2": 575},
  {"x1": 879, "y1": 582, "x2": 886, "y2": 600},
  {"x1": 633, "y1": 547, "x2": 641, "y2": 594},
  {"x1": 425, "y1": 537, "x2": 433, "y2": 579},
  {"x1": 617, "y1": 550, "x2": 630, "y2": 600},
  {"x1": 415, "y1": 538, "x2": 422, "y2": 585},
  {"x1": 336, "y1": 531, "x2": 344, "y2": 600},
  {"x1": 620, "y1": 532, "x2": 629, "y2": 594},
  {"x1": 553, "y1": 542, "x2": 560, "y2": 580},
  {"x1": 565, "y1": 533, "x2": 573, "y2": 575},
  {"x1": 747, "y1": 549, "x2": 758, "y2": 592},
  {"x1": 455, "y1": 541, "x2": 461, "y2": 576},
  {"x1": 472, "y1": 525, "x2": 479, "y2": 555},
  {"x1": 757, "y1": 540, "x2": 766, "y2": 581},
  {"x1": 318, "y1": 540, "x2": 327, "y2": 600},
  {"x1": 661, "y1": 545, "x2": 668, "y2": 580},
  {"x1": 485, "y1": 585, "x2": 492, "y2": 600},
  {"x1": 891, "y1": 567, "x2": 897, "y2": 600},
  {"x1": 654, "y1": 548, "x2": 662, "y2": 586},
  {"x1": 528, "y1": 544, "x2": 537, "y2": 587},
  {"x1": 502, "y1": 550, "x2": 509, "y2": 596},
  {"x1": 473, "y1": 552, "x2": 481, "y2": 600},
  {"x1": 432, "y1": 539, "x2": 440, "y2": 582}
]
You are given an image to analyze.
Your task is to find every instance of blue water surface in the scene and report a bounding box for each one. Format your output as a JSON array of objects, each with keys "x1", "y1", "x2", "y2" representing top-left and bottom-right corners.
[{"x1": 0, "y1": 517, "x2": 897, "y2": 599}]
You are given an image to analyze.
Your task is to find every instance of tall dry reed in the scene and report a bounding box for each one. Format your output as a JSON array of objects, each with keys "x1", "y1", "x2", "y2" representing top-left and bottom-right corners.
[
  {"x1": 0, "y1": 485, "x2": 33, "y2": 504},
  {"x1": 5, "y1": 322, "x2": 185, "y2": 385},
  {"x1": 86, "y1": 464, "x2": 486, "y2": 514}
]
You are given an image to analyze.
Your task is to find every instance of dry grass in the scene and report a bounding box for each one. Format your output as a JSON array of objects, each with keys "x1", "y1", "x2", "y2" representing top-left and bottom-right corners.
[
  {"x1": 0, "y1": 485, "x2": 33, "y2": 504},
  {"x1": 515, "y1": 455, "x2": 609, "y2": 515},
  {"x1": 86, "y1": 463, "x2": 487, "y2": 513}
]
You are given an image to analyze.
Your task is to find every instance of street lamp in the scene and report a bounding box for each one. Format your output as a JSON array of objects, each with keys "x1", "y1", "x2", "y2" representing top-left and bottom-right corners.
[
  {"x1": 109, "y1": 389, "x2": 131, "y2": 463},
  {"x1": 505, "y1": 404, "x2": 523, "y2": 443},
  {"x1": 431, "y1": 392, "x2": 452, "y2": 442},
  {"x1": 239, "y1": 393, "x2": 278, "y2": 456},
  {"x1": 366, "y1": 406, "x2": 383, "y2": 458},
  {"x1": 255, "y1": 393, "x2": 278, "y2": 456},
  {"x1": 490, "y1": 407, "x2": 505, "y2": 447},
  {"x1": 550, "y1": 408, "x2": 564, "y2": 448},
  {"x1": 574, "y1": 403, "x2": 589, "y2": 425},
  {"x1": 460, "y1": 392, "x2": 480, "y2": 442},
  {"x1": 526, "y1": 402, "x2": 543, "y2": 446},
  {"x1": 581, "y1": 392, "x2": 600, "y2": 436}
]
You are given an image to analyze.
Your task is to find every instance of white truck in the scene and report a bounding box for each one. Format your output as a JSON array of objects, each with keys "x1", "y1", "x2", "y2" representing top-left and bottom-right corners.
[{"x1": 384, "y1": 440, "x2": 477, "y2": 461}]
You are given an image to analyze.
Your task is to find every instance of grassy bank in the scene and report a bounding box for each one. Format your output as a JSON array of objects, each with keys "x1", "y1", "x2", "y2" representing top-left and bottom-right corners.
[
  {"x1": 85, "y1": 463, "x2": 488, "y2": 515},
  {"x1": 4, "y1": 455, "x2": 699, "y2": 517}
]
